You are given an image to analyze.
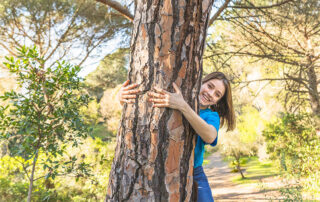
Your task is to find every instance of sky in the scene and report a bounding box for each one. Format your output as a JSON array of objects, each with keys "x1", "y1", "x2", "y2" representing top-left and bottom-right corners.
[
  {"x1": 78, "y1": 37, "x2": 123, "y2": 78},
  {"x1": 0, "y1": 0, "x2": 223, "y2": 79},
  {"x1": 78, "y1": 1, "x2": 222, "y2": 78}
]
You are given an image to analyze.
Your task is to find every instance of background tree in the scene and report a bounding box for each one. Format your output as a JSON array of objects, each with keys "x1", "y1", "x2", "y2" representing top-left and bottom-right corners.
[
  {"x1": 0, "y1": 0, "x2": 131, "y2": 68},
  {"x1": 263, "y1": 113, "x2": 320, "y2": 177},
  {"x1": 205, "y1": 0, "x2": 319, "y2": 118},
  {"x1": 0, "y1": 68, "x2": 18, "y2": 105},
  {"x1": 220, "y1": 130, "x2": 254, "y2": 178},
  {"x1": 203, "y1": 0, "x2": 320, "y2": 196},
  {"x1": 0, "y1": 46, "x2": 91, "y2": 202},
  {"x1": 220, "y1": 106, "x2": 263, "y2": 178},
  {"x1": 85, "y1": 48, "x2": 129, "y2": 101}
]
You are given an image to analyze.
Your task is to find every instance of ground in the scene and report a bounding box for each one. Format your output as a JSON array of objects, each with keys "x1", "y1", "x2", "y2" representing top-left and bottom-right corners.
[{"x1": 204, "y1": 152, "x2": 284, "y2": 202}]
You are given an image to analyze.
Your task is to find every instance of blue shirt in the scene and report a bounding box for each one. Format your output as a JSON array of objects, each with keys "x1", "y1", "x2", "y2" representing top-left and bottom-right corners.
[{"x1": 194, "y1": 108, "x2": 220, "y2": 168}]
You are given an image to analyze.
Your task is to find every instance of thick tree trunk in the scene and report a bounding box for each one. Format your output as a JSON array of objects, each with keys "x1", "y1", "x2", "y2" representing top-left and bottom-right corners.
[{"x1": 106, "y1": 0, "x2": 214, "y2": 201}]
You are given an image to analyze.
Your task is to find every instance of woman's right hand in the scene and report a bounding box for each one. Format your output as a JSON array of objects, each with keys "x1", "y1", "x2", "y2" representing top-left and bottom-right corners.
[{"x1": 118, "y1": 80, "x2": 140, "y2": 106}]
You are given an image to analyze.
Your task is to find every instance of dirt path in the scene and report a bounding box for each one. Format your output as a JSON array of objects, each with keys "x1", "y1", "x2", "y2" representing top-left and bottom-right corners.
[{"x1": 203, "y1": 152, "x2": 283, "y2": 202}]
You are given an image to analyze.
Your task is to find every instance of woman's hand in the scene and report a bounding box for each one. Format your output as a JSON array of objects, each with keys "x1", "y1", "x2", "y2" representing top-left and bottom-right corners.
[
  {"x1": 148, "y1": 83, "x2": 186, "y2": 110},
  {"x1": 118, "y1": 80, "x2": 140, "y2": 106}
]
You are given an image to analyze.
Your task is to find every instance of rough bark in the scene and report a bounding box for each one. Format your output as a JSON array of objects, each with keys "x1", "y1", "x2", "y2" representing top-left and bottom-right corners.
[{"x1": 106, "y1": 0, "x2": 214, "y2": 201}]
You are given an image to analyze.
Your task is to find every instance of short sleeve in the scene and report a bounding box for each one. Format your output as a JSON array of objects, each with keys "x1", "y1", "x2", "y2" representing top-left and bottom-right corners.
[{"x1": 203, "y1": 111, "x2": 220, "y2": 146}]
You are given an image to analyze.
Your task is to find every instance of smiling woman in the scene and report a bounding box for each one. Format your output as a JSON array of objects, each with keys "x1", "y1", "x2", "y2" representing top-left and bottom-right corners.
[
  {"x1": 199, "y1": 79, "x2": 226, "y2": 107},
  {"x1": 200, "y1": 72, "x2": 236, "y2": 132},
  {"x1": 118, "y1": 71, "x2": 236, "y2": 202}
]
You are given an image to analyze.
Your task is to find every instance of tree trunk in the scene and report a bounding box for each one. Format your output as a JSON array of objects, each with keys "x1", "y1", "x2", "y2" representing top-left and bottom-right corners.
[
  {"x1": 237, "y1": 162, "x2": 245, "y2": 179},
  {"x1": 306, "y1": 57, "x2": 320, "y2": 130},
  {"x1": 106, "y1": 0, "x2": 214, "y2": 201},
  {"x1": 306, "y1": 64, "x2": 320, "y2": 116},
  {"x1": 235, "y1": 157, "x2": 245, "y2": 179},
  {"x1": 27, "y1": 150, "x2": 39, "y2": 202}
]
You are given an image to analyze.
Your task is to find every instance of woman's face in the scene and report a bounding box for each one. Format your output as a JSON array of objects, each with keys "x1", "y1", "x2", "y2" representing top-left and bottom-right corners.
[{"x1": 199, "y1": 79, "x2": 226, "y2": 107}]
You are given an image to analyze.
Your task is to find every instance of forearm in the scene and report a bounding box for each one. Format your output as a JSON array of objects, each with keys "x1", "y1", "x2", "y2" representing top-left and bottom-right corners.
[{"x1": 179, "y1": 103, "x2": 217, "y2": 143}]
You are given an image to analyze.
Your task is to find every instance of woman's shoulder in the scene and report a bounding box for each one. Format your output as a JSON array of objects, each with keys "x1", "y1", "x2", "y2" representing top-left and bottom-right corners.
[
  {"x1": 200, "y1": 108, "x2": 221, "y2": 131},
  {"x1": 200, "y1": 108, "x2": 220, "y2": 120}
]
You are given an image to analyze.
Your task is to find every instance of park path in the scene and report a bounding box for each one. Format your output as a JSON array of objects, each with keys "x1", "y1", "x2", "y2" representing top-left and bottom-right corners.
[{"x1": 203, "y1": 152, "x2": 283, "y2": 202}]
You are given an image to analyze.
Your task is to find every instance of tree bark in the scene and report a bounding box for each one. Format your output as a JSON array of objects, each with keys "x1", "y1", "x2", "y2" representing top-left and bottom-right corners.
[
  {"x1": 95, "y1": 0, "x2": 134, "y2": 21},
  {"x1": 106, "y1": 0, "x2": 214, "y2": 201},
  {"x1": 306, "y1": 64, "x2": 320, "y2": 116},
  {"x1": 208, "y1": 0, "x2": 231, "y2": 26},
  {"x1": 236, "y1": 158, "x2": 245, "y2": 179}
]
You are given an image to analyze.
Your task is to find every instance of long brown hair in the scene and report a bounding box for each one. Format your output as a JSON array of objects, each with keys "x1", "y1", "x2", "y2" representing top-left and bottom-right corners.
[{"x1": 202, "y1": 72, "x2": 236, "y2": 131}]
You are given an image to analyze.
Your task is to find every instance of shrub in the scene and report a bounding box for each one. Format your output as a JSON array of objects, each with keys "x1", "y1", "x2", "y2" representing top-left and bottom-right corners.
[
  {"x1": 263, "y1": 113, "x2": 320, "y2": 197},
  {"x1": 262, "y1": 113, "x2": 320, "y2": 177}
]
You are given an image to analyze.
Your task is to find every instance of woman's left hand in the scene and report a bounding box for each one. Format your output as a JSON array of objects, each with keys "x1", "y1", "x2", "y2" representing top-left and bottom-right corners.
[{"x1": 148, "y1": 82, "x2": 186, "y2": 110}]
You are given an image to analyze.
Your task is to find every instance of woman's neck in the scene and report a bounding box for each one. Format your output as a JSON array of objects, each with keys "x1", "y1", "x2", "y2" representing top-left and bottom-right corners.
[{"x1": 200, "y1": 105, "x2": 209, "y2": 110}]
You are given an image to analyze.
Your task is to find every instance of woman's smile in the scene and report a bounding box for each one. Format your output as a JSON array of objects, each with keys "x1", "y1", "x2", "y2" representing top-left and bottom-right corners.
[
  {"x1": 199, "y1": 79, "x2": 226, "y2": 107},
  {"x1": 200, "y1": 93, "x2": 211, "y2": 104}
]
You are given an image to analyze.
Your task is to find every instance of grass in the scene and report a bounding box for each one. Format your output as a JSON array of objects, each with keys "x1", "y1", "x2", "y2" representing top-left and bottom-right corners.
[
  {"x1": 224, "y1": 156, "x2": 279, "y2": 185},
  {"x1": 203, "y1": 145, "x2": 219, "y2": 165},
  {"x1": 90, "y1": 124, "x2": 115, "y2": 141}
]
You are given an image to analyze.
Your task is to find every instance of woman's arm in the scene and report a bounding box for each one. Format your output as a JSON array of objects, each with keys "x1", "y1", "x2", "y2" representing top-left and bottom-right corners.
[
  {"x1": 148, "y1": 83, "x2": 217, "y2": 144},
  {"x1": 179, "y1": 102, "x2": 217, "y2": 144}
]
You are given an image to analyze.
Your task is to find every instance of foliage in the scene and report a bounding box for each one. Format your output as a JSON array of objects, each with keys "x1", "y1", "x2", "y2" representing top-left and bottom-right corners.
[
  {"x1": 80, "y1": 99, "x2": 101, "y2": 126},
  {"x1": 80, "y1": 84, "x2": 123, "y2": 140},
  {"x1": 279, "y1": 182, "x2": 303, "y2": 202},
  {"x1": 0, "y1": 0, "x2": 131, "y2": 68},
  {"x1": 99, "y1": 85, "x2": 123, "y2": 137},
  {"x1": 206, "y1": 0, "x2": 320, "y2": 115},
  {"x1": 228, "y1": 156, "x2": 278, "y2": 184},
  {"x1": 220, "y1": 130, "x2": 255, "y2": 178},
  {"x1": 0, "y1": 46, "x2": 91, "y2": 200},
  {"x1": 91, "y1": 124, "x2": 114, "y2": 141},
  {"x1": 85, "y1": 48, "x2": 129, "y2": 101},
  {"x1": 0, "y1": 136, "x2": 116, "y2": 201},
  {"x1": 220, "y1": 105, "x2": 265, "y2": 178},
  {"x1": 263, "y1": 113, "x2": 320, "y2": 177},
  {"x1": 263, "y1": 112, "x2": 320, "y2": 197},
  {"x1": 237, "y1": 106, "x2": 265, "y2": 146}
]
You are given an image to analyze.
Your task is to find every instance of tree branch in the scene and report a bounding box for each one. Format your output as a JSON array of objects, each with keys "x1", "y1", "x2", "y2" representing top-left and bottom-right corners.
[
  {"x1": 96, "y1": 0, "x2": 134, "y2": 22},
  {"x1": 0, "y1": 42, "x2": 18, "y2": 56},
  {"x1": 44, "y1": 7, "x2": 79, "y2": 62},
  {"x1": 208, "y1": 0, "x2": 231, "y2": 26},
  {"x1": 14, "y1": 157, "x2": 31, "y2": 181},
  {"x1": 230, "y1": 0, "x2": 293, "y2": 9},
  {"x1": 240, "y1": 78, "x2": 290, "y2": 84}
]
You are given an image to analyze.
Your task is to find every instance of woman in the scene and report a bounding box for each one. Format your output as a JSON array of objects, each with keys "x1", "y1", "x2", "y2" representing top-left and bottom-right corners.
[{"x1": 118, "y1": 72, "x2": 236, "y2": 202}]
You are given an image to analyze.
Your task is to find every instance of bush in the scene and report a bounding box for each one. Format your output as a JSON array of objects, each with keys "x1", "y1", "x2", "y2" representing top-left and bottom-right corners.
[
  {"x1": 263, "y1": 113, "x2": 320, "y2": 196},
  {"x1": 0, "y1": 46, "x2": 92, "y2": 201},
  {"x1": 0, "y1": 136, "x2": 116, "y2": 201},
  {"x1": 263, "y1": 113, "x2": 320, "y2": 176}
]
